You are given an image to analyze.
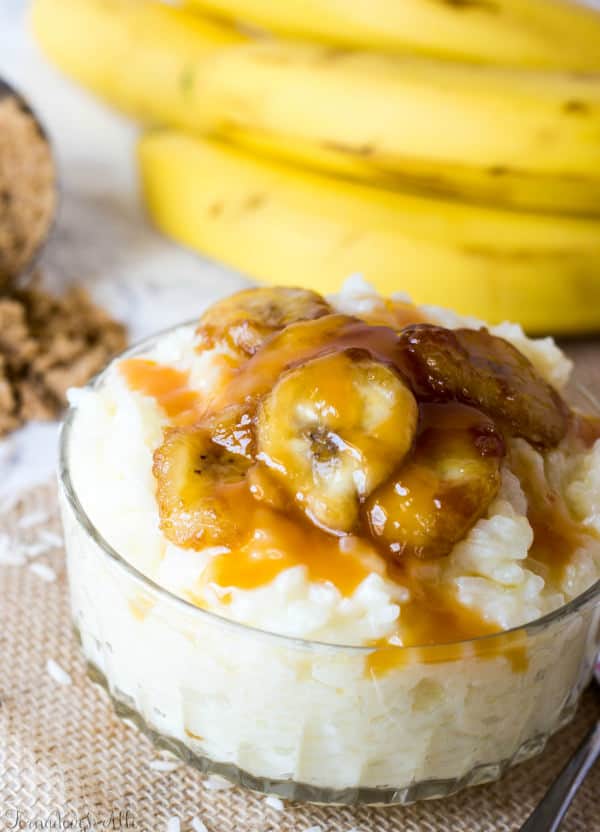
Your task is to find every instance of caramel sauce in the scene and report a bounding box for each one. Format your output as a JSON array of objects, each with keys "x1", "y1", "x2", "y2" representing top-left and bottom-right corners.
[
  {"x1": 209, "y1": 315, "x2": 413, "y2": 413},
  {"x1": 185, "y1": 728, "x2": 204, "y2": 741},
  {"x1": 119, "y1": 312, "x2": 587, "y2": 678},
  {"x1": 361, "y1": 299, "x2": 426, "y2": 330},
  {"x1": 205, "y1": 503, "x2": 375, "y2": 596},
  {"x1": 571, "y1": 411, "x2": 600, "y2": 448},
  {"x1": 128, "y1": 592, "x2": 156, "y2": 622},
  {"x1": 509, "y1": 445, "x2": 588, "y2": 585},
  {"x1": 120, "y1": 358, "x2": 201, "y2": 425},
  {"x1": 120, "y1": 351, "x2": 534, "y2": 666},
  {"x1": 367, "y1": 555, "x2": 528, "y2": 674},
  {"x1": 366, "y1": 628, "x2": 528, "y2": 676}
]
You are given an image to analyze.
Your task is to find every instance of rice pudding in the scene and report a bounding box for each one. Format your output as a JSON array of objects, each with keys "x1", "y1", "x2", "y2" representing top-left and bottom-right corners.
[{"x1": 59, "y1": 278, "x2": 600, "y2": 802}]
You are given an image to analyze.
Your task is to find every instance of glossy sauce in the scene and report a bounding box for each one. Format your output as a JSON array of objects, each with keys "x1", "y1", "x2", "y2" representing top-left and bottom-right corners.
[
  {"x1": 366, "y1": 556, "x2": 527, "y2": 674},
  {"x1": 205, "y1": 503, "x2": 376, "y2": 597},
  {"x1": 509, "y1": 445, "x2": 588, "y2": 585},
  {"x1": 571, "y1": 411, "x2": 600, "y2": 448},
  {"x1": 120, "y1": 358, "x2": 202, "y2": 425},
  {"x1": 361, "y1": 299, "x2": 426, "y2": 330},
  {"x1": 209, "y1": 315, "x2": 415, "y2": 413},
  {"x1": 120, "y1": 312, "x2": 585, "y2": 674}
]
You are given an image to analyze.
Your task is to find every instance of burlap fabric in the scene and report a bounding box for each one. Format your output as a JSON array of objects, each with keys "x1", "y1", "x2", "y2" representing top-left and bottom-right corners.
[{"x1": 0, "y1": 340, "x2": 599, "y2": 832}]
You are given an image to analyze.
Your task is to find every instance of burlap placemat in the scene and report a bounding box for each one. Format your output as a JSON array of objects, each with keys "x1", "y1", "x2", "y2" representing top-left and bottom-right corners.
[{"x1": 0, "y1": 338, "x2": 599, "y2": 832}]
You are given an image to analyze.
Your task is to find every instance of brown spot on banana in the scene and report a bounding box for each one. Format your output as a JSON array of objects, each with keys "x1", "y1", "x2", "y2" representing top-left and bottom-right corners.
[
  {"x1": 563, "y1": 99, "x2": 590, "y2": 115},
  {"x1": 243, "y1": 193, "x2": 267, "y2": 212},
  {"x1": 322, "y1": 140, "x2": 376, "y2": 157},
  {"x1": 461, "y1": 244, "x2": 585, "y2": 262},
  {"x1": 208, "y1": 202, "x2": 224, "y2": 218},
  {"x1": 439, "y1": 0, "x2": 499, "y2": 10}
]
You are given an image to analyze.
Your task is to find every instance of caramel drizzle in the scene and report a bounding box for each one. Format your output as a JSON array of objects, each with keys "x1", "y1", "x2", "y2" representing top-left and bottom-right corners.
[{"x1": 117, "y1": 318, "x2": 588, "y2": 673}]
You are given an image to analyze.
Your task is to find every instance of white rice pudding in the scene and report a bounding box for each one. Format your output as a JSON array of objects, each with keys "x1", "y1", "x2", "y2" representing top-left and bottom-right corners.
[{"x1": 60, "y1": 278, "x2": 600, "y2": 799}]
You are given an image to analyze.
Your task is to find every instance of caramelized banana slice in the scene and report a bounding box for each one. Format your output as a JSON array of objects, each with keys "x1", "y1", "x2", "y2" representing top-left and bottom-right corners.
[
  {"x1": 365, "y1": 404, "x2": 505, "y2": 560},
  {"x1": 257, "y1": 350, "x2": 418, "y2": 534},
  {"x1": 196, "y1": 287, "x2": 332, "y2": 357},
  {"x1": 153, "y1": 427, "x2": 253, "y2": 548},
  {"x1": 205, "y1": 403, "x2": 255, "y2": 460},
  {"x1": 398, "y1": 324, "x2": 568, "y2": 448}
]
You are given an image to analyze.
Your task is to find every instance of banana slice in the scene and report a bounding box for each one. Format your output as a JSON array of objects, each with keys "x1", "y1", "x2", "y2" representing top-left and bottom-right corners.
[
  {"x1": 257, "y1": 349, "x2": 418, "y2": 534},
  {"x1": 196, "y1": 286, "x2": 332, "y2": 357},
  {"x1": 153, "y1": 427, "x2": 253, "y2": 548},
  {"x1": 205, "y1": 403, "x2": 255, "y2": 460},
  {"x1": 365, "y1": 404, "x2": 505, "y2": 560},
  {"x1": 398, "y1": 324, "x2": 568, "y2": 448}
]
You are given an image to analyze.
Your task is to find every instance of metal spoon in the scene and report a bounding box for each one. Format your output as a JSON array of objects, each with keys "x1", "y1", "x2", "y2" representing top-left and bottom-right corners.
[
  {"x1": 0, "y1": 76, "x2": 57, "y2": 290},
  {"x1": 519, "y1": 661, "x2": 600, "y2": 832}
]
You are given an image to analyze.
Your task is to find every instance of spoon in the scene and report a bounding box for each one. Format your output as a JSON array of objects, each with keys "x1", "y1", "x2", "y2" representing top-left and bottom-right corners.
[
  {"x1": 519, "y1": 660, "x2": 600, "y2": 832},
  {"x1": 0, "y1": 77, "x2": 57, "y2": 290}
]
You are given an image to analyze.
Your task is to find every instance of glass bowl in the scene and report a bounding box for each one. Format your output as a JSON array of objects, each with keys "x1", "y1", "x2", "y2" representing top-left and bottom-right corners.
[{"x1": 58, "y1": 330, "x2": 600, "y2": 805}]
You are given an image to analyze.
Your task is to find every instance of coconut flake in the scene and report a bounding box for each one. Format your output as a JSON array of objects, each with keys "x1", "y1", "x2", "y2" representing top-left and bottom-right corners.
[
  {"x1": 21, "y1": 540, "x2": 53, "y2": 559},
  {"x1": 303, "y1": 827, "x2": 323, "y2": 832},
  {"x1": 165, "y1": 818, "x2": 180, "y2": 832},
  {"x1": 0, "y1": 533, "x2": 25, "y2": 565},
  {"x1": 191, "y1": 819, "x2": 208, "y2": 832},
  {"x1": 37, "y1": 529, "x2": 63, "y2": 549},
  {"x1": 149, "y1": 759, "x2": 180, "y2": 773},
  {"x1": 264, "y1": 796, "x2": 284, "y2": 811},
  {"x1": 17, "y1": 510, "x2": 50, "y2": 529},
  {"x1": 204, "y1": 775, "x2": 233, "y2": 791},
  {"x1": 46, "y1": 659, "x2": 72, "y2": 686},
  {"x1": 29, "y1": 562, "x2": 56, "y2": 582}
]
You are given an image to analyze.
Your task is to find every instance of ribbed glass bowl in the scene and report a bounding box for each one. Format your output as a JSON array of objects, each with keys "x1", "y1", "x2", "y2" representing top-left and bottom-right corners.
[{"x1": 58, "y1": 331, "x2": 600, "y2": 805}]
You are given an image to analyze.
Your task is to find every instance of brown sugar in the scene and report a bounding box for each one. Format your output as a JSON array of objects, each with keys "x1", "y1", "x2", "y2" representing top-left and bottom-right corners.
[
  {"x1": 0, "y1": 94, "x2": 56, "y2": 289},
  {"x1": 0, "y1": 275, "x2": 127, "y2": 437}
]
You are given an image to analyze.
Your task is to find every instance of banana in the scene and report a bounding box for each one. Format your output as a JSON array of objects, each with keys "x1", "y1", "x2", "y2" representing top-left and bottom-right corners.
[
  {"x1": 153, "y1": 426, "x2": 253, "y2": 548},
  {"x1": 397, "y1": 325, "x2": 569, "y2": 447},
  {"x1": 196, "y1": 286, "x2": 332, "y2": 356},
  {"x1": 138, "y1": 131, "x2": 600, "y2": 334},
  {"x1": 184, "y1": 0, "x2": 600, "y2": 71},
  {"x1": 30, "y1": 0, "x2": 243, "y2": 125},
  {"x1": 194, "y1": 40, "x2": 600, "y2": 182},
  {"x1": 223, "y1": 127, "x2": 600, "y2": 218},
  {"x1": 364, "y1": 404, "x2": 505, "y2": 560},
  {"x1": 33, "y1": 0, "x2": 600, "y2": 215},
  {"x1": 257, "y1": 350, "x2": 418, "y2": 534}
]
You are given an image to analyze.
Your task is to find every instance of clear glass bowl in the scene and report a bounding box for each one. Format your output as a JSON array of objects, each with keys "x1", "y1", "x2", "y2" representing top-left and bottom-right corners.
[{"x1": 58, "y1": 331, "x2": 600, "y2": 805}]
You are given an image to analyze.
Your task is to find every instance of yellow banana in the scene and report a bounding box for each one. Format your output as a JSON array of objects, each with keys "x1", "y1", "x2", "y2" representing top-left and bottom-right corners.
[
  {"x1": 32, "y1": 0, "x2": 600, "y2": 216},
  {"x1": 30, "y1": 0, "x2": 244, "y2": 125},
  {"x1": 138, "y1": 130, "x2": 600, "y2": 335},
  {"x1": 193, "y1": 40, "x2": 600, "y2": 180},
  {"x1": 224, "y1": 127, "x2": 600, "y2": 217},
  {"x1": 185, "y1": 0, "x2": 600, "y2": 71}
]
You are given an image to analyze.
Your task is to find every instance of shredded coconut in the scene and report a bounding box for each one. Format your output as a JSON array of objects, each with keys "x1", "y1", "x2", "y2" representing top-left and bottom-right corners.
[
  {"x1": 148, "y1": 759, "x2": 180, "y2": 773},
  {"x1": 20, "y1": 539, "x2": 53, "y2": 558},
  {"x1": 37, "y1": 529, "x2": 63, "y2": 548},
  {"x1": 165, "y1": 818, "x2": 180, "y2": 832},
  {"x1": 17, "y1": 509, "x2": 49, "y2": 529},
  {"x1": 264, "y1": 795, "x2": 284, "y2": 811},
  {"x1": 204, "y1": 775, "x2": 233, "y2": 791},
  {"x1": 0, "y1": 532, "x2": 25, "y2": 565},
  {"x1": 46, "y1": 658, "x2": 71, "y2": 686},
  {"x1": 29, "y1": 561, "x2": 56, "y2": 582},
  {"x1": 191, "y1": 819, "x2": 208, "y2": 832}
]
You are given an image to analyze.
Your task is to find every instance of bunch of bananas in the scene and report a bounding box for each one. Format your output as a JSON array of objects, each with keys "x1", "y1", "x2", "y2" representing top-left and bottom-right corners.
[{"x1": 31, "y1": 0, "x2": 600, "y2": 332}]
